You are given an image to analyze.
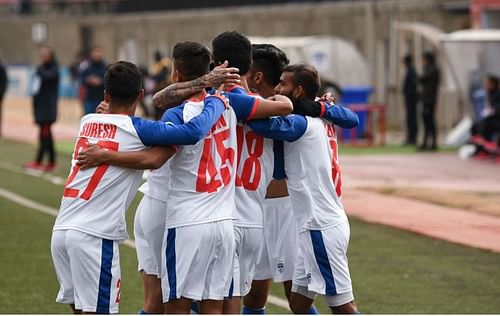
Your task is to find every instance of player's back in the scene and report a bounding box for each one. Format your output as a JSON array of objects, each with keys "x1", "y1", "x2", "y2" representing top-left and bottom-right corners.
[
  {"x1": 166, "y1": 99, "x2": 238, "y2": 228},
  {"x1": 283, "y1": 116, "x2": 346, "y2": 232},
  {"x1": 54, "y1": 114, "x2": 145, "y2": 241}
]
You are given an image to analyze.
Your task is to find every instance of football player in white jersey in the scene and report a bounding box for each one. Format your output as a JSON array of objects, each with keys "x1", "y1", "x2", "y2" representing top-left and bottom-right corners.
[
  {"x1": 244, "y1": 47, "x2": 359, "y2": 314},
  {"x1": 80, "y1": 62, "x2": 242, "y2": 315},
  {"x1": 50, "y1": 61, "x2": 230, "y2": 314},
  {"x1": 248, "y1": 64, "x2": 359, "y2": 314},
  {"x1": 77, "y1": 42, "x2": 294, "y2": 314}
]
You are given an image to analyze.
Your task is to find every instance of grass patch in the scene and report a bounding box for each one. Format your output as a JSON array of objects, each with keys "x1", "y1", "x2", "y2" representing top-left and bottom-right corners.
[{"x1": 1, "y1": 138, "x2": 500, "y2": 313}]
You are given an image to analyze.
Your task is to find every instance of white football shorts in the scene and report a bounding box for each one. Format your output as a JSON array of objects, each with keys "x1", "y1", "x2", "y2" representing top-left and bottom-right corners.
[
  {"x1": 229, "y1": 226, "x2": 264, "y2": 297},
  {"x1": 292, "y1": 220, "x2": 354, "y2": 307},
  {"x1": 134, "y1": 194, "x2": 167, "y2": 276},
  {"x1": 254, "y1": 196, "x2": 298, "y2": 282},
  {"x1": 51, "y1": 229, "x2": 121, "y2": 313},
  {"x1": 161, "y1": 220, "x2": 235, "y2": 302}
]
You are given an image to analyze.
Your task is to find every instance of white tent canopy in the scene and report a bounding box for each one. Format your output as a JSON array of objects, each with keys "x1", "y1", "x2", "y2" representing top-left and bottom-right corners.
[{"x1": 250, "y1": 35, "x2": 371, "y2": 87}]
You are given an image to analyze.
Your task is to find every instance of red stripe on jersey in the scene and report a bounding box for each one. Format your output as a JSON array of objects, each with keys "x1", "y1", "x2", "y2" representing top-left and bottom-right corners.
[{"x1": 246, "y1": 98, "x2": 261, "y2": 121}]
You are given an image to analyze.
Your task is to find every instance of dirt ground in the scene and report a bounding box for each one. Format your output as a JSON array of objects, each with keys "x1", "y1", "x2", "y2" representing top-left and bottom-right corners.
[{"x1": 2, "y1": 95, "x2": 500, "y2": 252}]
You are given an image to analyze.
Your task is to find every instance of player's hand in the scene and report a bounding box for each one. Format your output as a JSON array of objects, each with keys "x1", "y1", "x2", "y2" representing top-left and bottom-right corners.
[
  {"x1": 76, "y1": 144, "x2": 106, "y2": 170},
  {"x1": 209, "y1": 84, "x2": 230, "y2": 109},
  {"x1": 319, "y1": 92, "x2": 335, "y2": 104},
  {"x1": 95, "y1": 101, "x2": 109, "y2": 114},
  {"x1": 203, "y1": 61, "x2": 240, "y2": 88}
]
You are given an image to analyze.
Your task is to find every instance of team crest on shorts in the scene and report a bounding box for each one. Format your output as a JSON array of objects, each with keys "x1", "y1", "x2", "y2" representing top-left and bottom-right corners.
[
  {"x1": 306, "y1": 272, "x2": 312, "y2": 284},
  {"x1": 277, "y1": 261, "x2": 284, "y2": 273}
]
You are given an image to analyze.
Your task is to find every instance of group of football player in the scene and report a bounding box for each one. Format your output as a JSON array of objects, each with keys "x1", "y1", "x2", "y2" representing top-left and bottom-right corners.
[{"x1": 50, "y1": 30, "x2": 360, "y2": 314}]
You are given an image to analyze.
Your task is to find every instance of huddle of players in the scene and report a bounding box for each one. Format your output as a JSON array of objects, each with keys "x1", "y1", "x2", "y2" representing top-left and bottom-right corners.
[{"x1": 51, "y1": 31, "x2": 360, "y2": 314}]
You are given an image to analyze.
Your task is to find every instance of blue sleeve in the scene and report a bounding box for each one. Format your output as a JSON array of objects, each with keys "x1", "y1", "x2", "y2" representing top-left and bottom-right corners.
[
  {"x1": 272, "y1": 140, "x2": 286, "y2": 180},
  {"x1": 246, "y1": 114, "x2": 307, "y2": 142},
  {"x1": 226, "y1": 92, "x2": 259, "y2": 122},
  {"x1": 160, "y1": 104, "x2": 185, "y2": 124},
  {"x1": 323, "y1": 103, "x2": 359, "y2": 129},
  {"x1": 132, "y1": 96, "x2": 225, "y2": 146}
]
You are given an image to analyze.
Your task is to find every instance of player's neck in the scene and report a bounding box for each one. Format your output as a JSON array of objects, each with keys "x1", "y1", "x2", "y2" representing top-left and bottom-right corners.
[
  {"x1": 240, "y1": 77, "x2": 251, "y2": 93},
  {"x1": 108, "y1": 103, "x2": 135, "y2": 116}
]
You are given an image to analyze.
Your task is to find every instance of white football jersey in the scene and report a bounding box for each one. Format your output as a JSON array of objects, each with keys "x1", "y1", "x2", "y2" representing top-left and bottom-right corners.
[
  {"x1": 234, "y1": 122, "x2": 274, "y2": 227},
  {"x1": 53, "y1": 114, "x2": 145, "y2": 241},
  {"x1": 165, "y1": 100, "x2": 238, "y2": 228},
  {"x1": 283, "y1": 116, "x2": 346, "y2": 232},
  {"x1": 138, "y1": 161, "x2": 171, "y2": 202}
]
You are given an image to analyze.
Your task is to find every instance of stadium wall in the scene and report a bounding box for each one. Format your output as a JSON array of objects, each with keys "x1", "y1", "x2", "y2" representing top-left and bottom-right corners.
[{"x1": 0, "y1": 0, "x2": 469, "y2": 129}]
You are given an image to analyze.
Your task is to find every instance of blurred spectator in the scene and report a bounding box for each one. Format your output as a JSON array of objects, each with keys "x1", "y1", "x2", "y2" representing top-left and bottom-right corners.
[
  {"x1": 24, "y1": 47, "x2": 60, "y2": 172},
  {"x1": 80, "y1": 46, "x2": 106, "y2": 114},
  {"x1": 0, "y1": 59, "x2": 7, "y2": 138},
  {"x1": 472, "y1": 75, "x2": 500, "y2": 143},
  {"x1": 402, "y1": 54, "x2": 418, "y2": 145},
  {"x1": 419, "y1": 51, "x2": 440, "y2": 151},
  {"x1": 69, "y1": 51, "x2": 89, "y2": 110},
  {"x1": 149, "y1": 50, "x2": 171, "y2": 120}
]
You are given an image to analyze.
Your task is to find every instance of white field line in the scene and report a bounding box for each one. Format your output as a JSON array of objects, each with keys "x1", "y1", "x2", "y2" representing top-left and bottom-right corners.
[{"x1": 0, "y1": 185, "x2": 291, "y2": 311}]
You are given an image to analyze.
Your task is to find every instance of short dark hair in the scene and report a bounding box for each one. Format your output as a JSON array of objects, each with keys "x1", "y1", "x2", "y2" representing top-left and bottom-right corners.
[
  {"x1": 283, "y1": 64, "x2": 320, "y2": 100},
  {"x1": 212, "y1": 31, "x2": 252, "y2": 75},
  {"x1": 487, "y1": 74, "x2": 500, "y2": 90},
  {"x1": 403, "y1": 54, "x2": 413, "y2": 66},
  {"x1": 423, "y1": 51, "x2": 436, "y2": 64},
  {"x1": 173, "y1": 41, "x2": 211, "y2": 81},
  {"x1": 251, "y1": 44, "x2": 290, "y2": 86},
  {"x1": 104, "y1": 61, "x2": 143, "y2": 105}
]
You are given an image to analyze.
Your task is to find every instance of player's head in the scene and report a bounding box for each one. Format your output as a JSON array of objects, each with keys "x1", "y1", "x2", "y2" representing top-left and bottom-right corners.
[
  {"x1": 275, "y1": 64, "x2": 320, "y2": 102},
  {"x1": 172, "y1": 41, "x2": 211, "y2": 83},
  {"x1": 104, "y1": 61, "x2": 144, "y2": 111},
  {"x1": 422, "y1": 51, "x2": 435, "y2": 66},
  {"x1": 212, "y1": 31, "x2": 252, "y2": 75},
  {"x1": 246, "y1": 43, "x2": 289, "y2": 98}
]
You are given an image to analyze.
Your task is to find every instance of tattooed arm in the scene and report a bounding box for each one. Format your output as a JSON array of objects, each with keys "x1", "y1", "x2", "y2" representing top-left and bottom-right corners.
[{"x1": 152, "y1": 61, "x2": 240, "y2": 110}]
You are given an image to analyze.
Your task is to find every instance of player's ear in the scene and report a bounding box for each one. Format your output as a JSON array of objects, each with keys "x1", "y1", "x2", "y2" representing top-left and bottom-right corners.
[
  {"x1": 137, "y1": 88, "x2": 145, "y2": 103},
  {"x1": 293, "y1": 85, "x2": 304, "y2": 100},
  {"x1": 103, "y1": 90, "x2": 111, "y2": 103},
  {"x1": 255, "y1": 71, "x2": 264, "y2": 85}
]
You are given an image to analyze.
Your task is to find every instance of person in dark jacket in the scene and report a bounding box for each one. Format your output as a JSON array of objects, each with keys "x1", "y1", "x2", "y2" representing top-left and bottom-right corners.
[
  {"x1": 419, "y1": 51, "x2": 440, "y2": 151},
  {"x1": 80, "y1": 46, "x2": 106, "y2": 115},
  {"x1": 402, "y1": 54, "x2": 418, "y2": 145},
  {"x1": 0, "y1": 59, "x2": 7, "y2": 138},
  {"x1": 24, "y1": 47, "x2": 60, "y2": 172}
]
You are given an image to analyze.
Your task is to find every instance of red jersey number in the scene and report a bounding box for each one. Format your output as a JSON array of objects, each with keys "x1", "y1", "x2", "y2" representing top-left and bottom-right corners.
[
  {"x1": 196, "y1": 129, "x2": 235, "y2": 193},
  {"x1": 325, "y1": 123, "x2": 342, "y2": 197},
  {"x1": 63, "y1": 138, "x2": 119, "y2": 200},
  {"x1": 235, "y1": 125, "x2": 264, "y2": 191}
]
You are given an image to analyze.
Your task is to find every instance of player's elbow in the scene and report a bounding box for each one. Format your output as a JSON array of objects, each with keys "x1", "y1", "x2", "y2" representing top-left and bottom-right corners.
[{"x1": 152, "y1": 92, "x2": 168, "y2": 109}]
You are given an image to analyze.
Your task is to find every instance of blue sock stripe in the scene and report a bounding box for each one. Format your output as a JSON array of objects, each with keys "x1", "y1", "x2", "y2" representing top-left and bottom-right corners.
[
  {"x1": 97, "y1": 239, "x2": 114, "y2": 313},
  {"x1": 166, "y1": 228, "x2": 177, "y2": 300},
  {"x1": 242, "y1": 306, "x2": 266, "y2": 314},
  {"x1": 310, "y1": 230, "x2": 337, "y2": 295}
]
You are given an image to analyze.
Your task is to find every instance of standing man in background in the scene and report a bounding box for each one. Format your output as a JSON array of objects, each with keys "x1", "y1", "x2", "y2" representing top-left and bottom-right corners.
[
  {"x1": 149, "y1": 50, "x2": 172, "y2": 120},
  {"x1": 402, "y1": 54, "x2": 418, "y2": 146},
  {"x1": 81, "y1": 46, "x2": 106, "y2": 115},
  {"x1": 419, "y1": 51, "x2": 440, "y2": 151},
  {"x1": 0, "y1": 57, "x2": 7, "y2": 138},
  {"x1": 24, "y1": 47, "x2": 59, "y2": 172}
]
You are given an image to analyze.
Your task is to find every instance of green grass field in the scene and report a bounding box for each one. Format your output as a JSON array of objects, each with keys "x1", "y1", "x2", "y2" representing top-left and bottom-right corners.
[{"x1": 1, "y1": 139, "x2": 499, "y2": 314}]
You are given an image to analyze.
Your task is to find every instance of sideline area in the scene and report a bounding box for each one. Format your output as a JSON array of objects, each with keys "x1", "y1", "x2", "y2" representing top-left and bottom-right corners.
[{"x1": 2, "y1": 94, "x2": 500, "y2": 254}]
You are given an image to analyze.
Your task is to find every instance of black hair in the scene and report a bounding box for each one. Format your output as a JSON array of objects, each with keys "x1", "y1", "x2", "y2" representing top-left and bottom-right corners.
[
  {"x1": 251, "y1": 43, "x2": 290, "y2": 86},
  {"x1": 403, "y1": 54, "x2": 413, "y2": 66},
  {"x1": 283, "y1": 64, "x2": 320, "y2": 100},
  {"x1": 173, "y1": 41, "x2": 211, "y2": 81},
  {"x1": 212, "y1": 31, "x2": 252, "y2": 75},
  {"x1": 423, "y1": 51, "x2": 436, "y2": 64},
  {"x1": 487, "y1": 74, "x2": 500, "y2": 90},
  {"x1": 104, "y1": 61, "x2": 143, "y2": 105}
]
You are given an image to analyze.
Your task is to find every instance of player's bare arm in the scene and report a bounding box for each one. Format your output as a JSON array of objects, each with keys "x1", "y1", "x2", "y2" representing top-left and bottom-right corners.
[
  {"x1": 77, "y1": 144, "x2": 176, "y2": 170},
  {"x1": 250, "y1": 94, "x2": 293, "y2": 119},
  {"x1": 152, "y1": 61, "x2": 240, "y2": 110}
]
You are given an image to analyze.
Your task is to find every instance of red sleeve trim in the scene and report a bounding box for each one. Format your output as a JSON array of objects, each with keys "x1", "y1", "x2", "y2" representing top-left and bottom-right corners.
[
  {"x1": 246, "y1": 97, "x2": 261, "y2": 121},
  {"x1": 319, "y1": 101, "x2": 327, "y2": 117}
]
